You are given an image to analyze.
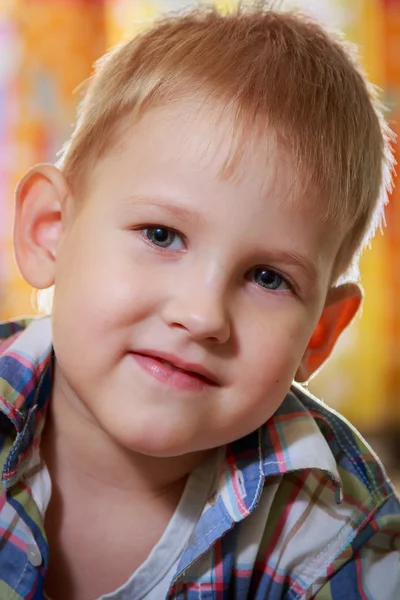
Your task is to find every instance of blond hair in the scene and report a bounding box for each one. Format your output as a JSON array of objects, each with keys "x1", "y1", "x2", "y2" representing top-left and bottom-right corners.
[{"x1": 58, "y1": 3, "x2": 395, "y2": 280}]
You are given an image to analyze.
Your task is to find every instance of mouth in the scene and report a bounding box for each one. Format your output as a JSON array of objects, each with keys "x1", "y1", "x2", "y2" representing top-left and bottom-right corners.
[
  {"x1": 150, "y1": 357, "x2": 214, "y2": 383},
  {"x1": 131, "y1": 350, "x2": 220, "y2": 388}
]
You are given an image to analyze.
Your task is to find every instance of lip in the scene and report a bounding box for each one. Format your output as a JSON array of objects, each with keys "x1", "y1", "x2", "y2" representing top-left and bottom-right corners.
[{"x1": 131, "y1": 349, "x2": 220, "y2": 391}]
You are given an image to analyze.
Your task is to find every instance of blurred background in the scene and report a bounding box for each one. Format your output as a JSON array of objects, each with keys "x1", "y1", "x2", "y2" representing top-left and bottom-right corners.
[{"x1": 0, "y1": 0, "x2": 399, "y2": 478}]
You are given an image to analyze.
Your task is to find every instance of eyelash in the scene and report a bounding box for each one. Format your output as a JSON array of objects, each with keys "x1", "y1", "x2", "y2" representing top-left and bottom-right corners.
[
  {"x1": 139, "y1": 225, "x2": 186, "y2": 251},
  {"x1": 137, "y1": 225, "x2": 296, "y2": 294}
]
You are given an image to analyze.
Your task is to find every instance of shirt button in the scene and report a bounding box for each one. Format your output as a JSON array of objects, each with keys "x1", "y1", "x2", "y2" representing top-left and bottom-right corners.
[{"x1": 27, "y1": 543, "x2": 42, "y2": 567}]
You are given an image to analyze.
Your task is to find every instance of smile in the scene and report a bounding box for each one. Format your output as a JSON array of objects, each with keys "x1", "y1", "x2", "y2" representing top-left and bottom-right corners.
[{"x1": 130, "y1": 351, "x2": 219, "y2": 392}]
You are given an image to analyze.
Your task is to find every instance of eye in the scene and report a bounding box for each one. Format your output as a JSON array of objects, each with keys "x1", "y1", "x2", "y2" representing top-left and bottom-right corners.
[
  {"x1": 249, "y1": 267, "x2": 291, "y2": 292},
  {"x1": 143, "y1": 226, "x2": 184, "y2": 250}
]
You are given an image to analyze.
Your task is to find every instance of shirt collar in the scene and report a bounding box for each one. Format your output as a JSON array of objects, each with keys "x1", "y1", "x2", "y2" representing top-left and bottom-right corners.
[
  {"x1": 0, "y1": 316, "x2": 53, "y2": 487},
  {"x1": 261, "y1": 385, "x2": 342, "y2": 499},
  {"x1": 176, "y1": 386, "x2": 343, "y2": 577},
  {"x1": 222, "y1": 385, "x2": 343, "y2": 523}
]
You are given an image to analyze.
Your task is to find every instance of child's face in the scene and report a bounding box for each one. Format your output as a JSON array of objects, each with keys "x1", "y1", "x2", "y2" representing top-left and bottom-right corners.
[{"x1": 35, "y1": 102, "x2": 343, "y2": 456}]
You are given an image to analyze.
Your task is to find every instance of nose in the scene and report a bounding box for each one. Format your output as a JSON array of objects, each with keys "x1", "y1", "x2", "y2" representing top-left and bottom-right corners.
[{"x1": 162, "y1": 279, "x2": 231, "y2": 344}]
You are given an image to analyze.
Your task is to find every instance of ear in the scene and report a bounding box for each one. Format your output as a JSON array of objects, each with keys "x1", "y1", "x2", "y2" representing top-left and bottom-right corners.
[
  {"x1": 14, "y1": 164, "x2": 71, "y2": 289},
  {"x1": 295, "y1": 283, "x2": 362, "y2": 383}
]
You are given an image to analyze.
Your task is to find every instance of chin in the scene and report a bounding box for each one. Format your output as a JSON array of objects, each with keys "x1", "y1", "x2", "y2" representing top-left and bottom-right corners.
[{"x1": 106, "y1": 423, "x2": 193, "y2": 457}]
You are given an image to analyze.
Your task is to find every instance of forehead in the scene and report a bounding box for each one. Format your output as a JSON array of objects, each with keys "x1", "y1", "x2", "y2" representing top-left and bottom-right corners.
[
  {"x1": 86, "y1": 99, "x2": 339, "y2": 258},
  {"x1": 99, "y1": 99, "x2": 307, "y2": 205}
]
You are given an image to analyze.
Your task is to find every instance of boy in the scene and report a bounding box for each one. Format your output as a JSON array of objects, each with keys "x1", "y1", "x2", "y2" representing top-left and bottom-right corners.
[{"x1": 1, "y1": 3, "x2": 399, "y2": 599}]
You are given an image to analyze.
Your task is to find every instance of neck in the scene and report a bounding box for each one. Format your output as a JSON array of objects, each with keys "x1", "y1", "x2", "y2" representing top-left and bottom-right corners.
[{"x1": 41, "y1": 362, "x2": 211, "y2": 503}]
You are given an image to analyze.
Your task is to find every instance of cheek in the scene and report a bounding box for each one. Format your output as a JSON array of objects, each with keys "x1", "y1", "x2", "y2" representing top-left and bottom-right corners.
[
  {"x1": 55, "y1": 231, "x2": 154, "y2": 327},
  {"x1": 241, "y1": 308, "x2": 313, "y2": 391}
]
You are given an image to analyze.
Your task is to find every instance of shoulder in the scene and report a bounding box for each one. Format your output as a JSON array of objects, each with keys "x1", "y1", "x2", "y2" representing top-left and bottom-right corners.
[
  {"x1": 279, "y1": 385, "x2": 400, "y2": 599},
  {"x1": 240, "y1": 385, "x2": 400, "y2": 597}
]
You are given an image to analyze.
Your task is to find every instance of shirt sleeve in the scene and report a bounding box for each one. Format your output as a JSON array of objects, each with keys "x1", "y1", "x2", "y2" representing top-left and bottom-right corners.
[{"x1": 313, "y1": 495, "x2": 400, "y2": 600}]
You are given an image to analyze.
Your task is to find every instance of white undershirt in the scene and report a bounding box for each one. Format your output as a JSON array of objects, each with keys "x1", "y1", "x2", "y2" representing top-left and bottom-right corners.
[{"x1": 28, "y1": 448, "x2": 223, "y2": 600}]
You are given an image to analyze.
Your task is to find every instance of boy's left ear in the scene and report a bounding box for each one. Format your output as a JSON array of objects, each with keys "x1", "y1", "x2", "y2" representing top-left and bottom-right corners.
[{"x1": 295, "y1": 283, "x2": 362, "y2": 383}]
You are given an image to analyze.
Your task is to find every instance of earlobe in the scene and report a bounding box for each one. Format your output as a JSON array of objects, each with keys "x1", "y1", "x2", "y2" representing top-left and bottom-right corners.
[
  {"x1": 296, "y1": 283, "x2": 362, "y2": 383},
  {"x1": 14, "y1": 164, "x2": 71, "y2": 289}
]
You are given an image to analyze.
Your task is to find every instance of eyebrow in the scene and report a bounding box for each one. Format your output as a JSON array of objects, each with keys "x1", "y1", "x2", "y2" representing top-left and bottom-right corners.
[
  {"x1": 263, "y1": 249, "x2": 320, "y2": 284},
  {"x1": 121, "y1": 195, "x2": 205, "y2": 226}
]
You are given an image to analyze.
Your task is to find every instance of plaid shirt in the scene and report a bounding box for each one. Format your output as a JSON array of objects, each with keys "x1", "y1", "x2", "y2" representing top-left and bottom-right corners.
[{"x1": 0, "y1": 317, "x2": 399, "y2": 600}]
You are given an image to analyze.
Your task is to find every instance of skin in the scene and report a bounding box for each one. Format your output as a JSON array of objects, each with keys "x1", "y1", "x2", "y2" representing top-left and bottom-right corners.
[{"x1": 14, "y1": 100, "x2": 361, "y2": 597}]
